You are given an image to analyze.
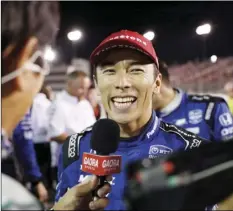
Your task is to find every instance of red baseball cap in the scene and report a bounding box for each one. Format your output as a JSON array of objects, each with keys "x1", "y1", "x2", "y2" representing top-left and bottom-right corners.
[{"x1": 90, "y1": 30, "x2": 159, "y2": 68}]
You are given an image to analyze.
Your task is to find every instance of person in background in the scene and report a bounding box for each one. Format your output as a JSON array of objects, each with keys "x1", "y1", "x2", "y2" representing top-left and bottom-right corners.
[
  {"x1": 153, "y1": 60, "x2": 233, "y2": 142},
  {"x1": 88, "y1": 84, "x2": 107, "y2": 119},
  {"x1": 48, "y1": 70, "x2": 96, "y2": 144},
  {"x1": 41, "y1": 84, "x2": 54, "y2": 101},
  {"x1": 31, "y1": 84, "x2": 53, "y2": 202},
  {"x1": 224, "y1": 81, "x2": 233, "y2": 114}
]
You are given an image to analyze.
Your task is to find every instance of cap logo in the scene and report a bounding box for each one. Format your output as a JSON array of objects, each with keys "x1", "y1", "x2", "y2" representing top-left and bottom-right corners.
[{"x1": 109, "y1": 35, "x2": 147, "y2": 46}]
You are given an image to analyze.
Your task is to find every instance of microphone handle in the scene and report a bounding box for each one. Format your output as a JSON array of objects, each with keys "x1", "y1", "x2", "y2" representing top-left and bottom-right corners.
[
  {"x1": 92, "y1": 152, "x2": 108, "y2": 199},
  {"x1": 92, "y1": 175, "x2": 106, "y2": 199}
]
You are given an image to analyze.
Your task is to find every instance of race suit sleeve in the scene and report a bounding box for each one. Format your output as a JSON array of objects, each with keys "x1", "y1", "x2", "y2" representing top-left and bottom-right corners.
[
  {"x1": 13, "y1": 113, "x2": 42, "y2": 184},
  {"x1": 213, "y1": 101, "x2": 233, "y2": 141},
  {"x1": 48, "y1": 101, "x2": 66, "y2": 138}
]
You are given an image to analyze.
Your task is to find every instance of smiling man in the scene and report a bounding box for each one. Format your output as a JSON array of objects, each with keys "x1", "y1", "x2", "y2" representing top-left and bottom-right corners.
[{"x1": 55, "y1": 30, "x2": 209, "y2": 210}]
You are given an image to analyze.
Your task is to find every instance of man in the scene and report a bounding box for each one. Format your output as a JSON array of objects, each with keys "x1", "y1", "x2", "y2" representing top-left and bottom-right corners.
[
  {"x1": 153, "y1": 60, "x2": 233, "y2": 142},
  {"x1": 48, "y1": 70, "x2": 96, "y2": 144},
  {"x1": 2, "y1": 2, "x2": 110, "y2": 210},
  {"x1": 55, "y1": 30, "x2": 209, "y2": 210},
  {"x1": 224, "y1": 81, "x2": 233, "y2": 114}
]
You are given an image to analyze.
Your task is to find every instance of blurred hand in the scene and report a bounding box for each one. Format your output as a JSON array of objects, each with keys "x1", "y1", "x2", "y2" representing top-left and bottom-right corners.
[
  {"x1": 35, "y1": 182, "x2": 48, "y2": 202},
  {"x1": 53, "y1": 175, "x2": 112, "y2": 210}
]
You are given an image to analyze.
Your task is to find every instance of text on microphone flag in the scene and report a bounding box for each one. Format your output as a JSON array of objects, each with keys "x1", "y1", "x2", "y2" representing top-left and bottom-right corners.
[{"x1": 81, "y1": 152, "x2": 121, "y2": 176}]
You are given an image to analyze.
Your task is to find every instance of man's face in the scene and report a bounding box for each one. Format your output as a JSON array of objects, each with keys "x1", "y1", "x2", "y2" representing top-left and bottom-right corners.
[
  {"x1": 70, "y1": 76, "x2": 91, "y2": 98},
  {"x1": 95, "y1": 49, "x2": 161, "y2": 124}
]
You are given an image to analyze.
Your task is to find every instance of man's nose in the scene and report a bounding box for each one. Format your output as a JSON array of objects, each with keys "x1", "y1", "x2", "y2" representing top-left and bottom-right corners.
[{"x1": 114, "y1": 74, "x2": 131, "y2": 90}]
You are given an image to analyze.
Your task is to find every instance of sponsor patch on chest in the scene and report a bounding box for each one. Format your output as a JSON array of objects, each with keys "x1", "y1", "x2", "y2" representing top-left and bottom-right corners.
[{"x1": 148, "y1": 145, "x2": 173, "y2": 159}]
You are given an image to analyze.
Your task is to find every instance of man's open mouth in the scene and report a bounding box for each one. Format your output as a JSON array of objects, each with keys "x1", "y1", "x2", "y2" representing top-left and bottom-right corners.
[{"x1": 111, "y1": 96, "x2": 137, "y2": 110}]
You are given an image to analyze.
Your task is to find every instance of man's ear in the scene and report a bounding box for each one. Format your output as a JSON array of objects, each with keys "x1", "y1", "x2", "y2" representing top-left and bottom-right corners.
[
  {"x1": 93, "y1": 75, "x2": 101, "y2": 97},
  {"x1": 16, "y1": 37, "x2": 38, "y2": 91},
  {"x1": 153, "y1": 73, "x2": 162, "y2": 94}
]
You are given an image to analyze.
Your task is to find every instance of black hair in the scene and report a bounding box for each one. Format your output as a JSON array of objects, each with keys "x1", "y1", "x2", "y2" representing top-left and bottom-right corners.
[
  {"x1": 2, "y1": 1, "x2": 60, "y2": 76},
  {"x1": 158, "y1": 59, "x2": 170, "y2": 83}
]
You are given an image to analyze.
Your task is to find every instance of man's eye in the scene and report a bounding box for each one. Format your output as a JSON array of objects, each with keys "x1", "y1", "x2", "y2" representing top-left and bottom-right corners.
[
  {"x1": 103, "y1": 69, "x2": 116, "y2": 74},
  {"x1": 130, "y1": 68, "x2": 144, "y2": 73}
]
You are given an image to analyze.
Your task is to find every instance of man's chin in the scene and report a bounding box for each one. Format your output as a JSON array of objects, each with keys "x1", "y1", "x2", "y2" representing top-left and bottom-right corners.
[{"x1": 109, "y1": 113, "x2": 135, "y2": 125}]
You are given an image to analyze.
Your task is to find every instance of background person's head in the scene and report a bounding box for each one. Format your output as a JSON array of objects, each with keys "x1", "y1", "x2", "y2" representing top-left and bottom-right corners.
[
  {"x1": 66, "y1": 71, "x2": 91, "y2": 100},
  {"x1": 224, "y1": 81, "x2": 233, "y2": 98},
  {"x1": 39, "y1": 84, "x2": 54, "y2": 101},
  {"x1": 1, "y1": 1, "x2": 60, "y2": 134},
  {"x1": 152, "y1": 60, "x2": 176, "y2": 110},
  {"x1": 90, "y1": 30, "x2": 161, "y2": 131}
]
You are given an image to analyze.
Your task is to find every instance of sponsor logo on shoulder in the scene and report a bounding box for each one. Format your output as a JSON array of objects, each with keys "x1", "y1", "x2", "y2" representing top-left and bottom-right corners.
[
  {"x1": 219, "y1": 113, "x2": 233, "y2": 126},
  {"x1": 188, "y1": 109, "x2": 203, "y2": 124},
  {"x1": 68, "y1": 134, "x2": 78, "y2": 158},
  {"x1": 148, "y1": 145, "x2": 173, "y2": 159}
]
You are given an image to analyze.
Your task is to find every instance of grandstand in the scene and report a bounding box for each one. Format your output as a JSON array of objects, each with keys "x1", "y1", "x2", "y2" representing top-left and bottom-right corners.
[
  {"x1": 45, "y1": 57, "x2": 233, "y2": 95},
  {"x1": 169, "y1": 56, "x2": 233, "y2": 94}
]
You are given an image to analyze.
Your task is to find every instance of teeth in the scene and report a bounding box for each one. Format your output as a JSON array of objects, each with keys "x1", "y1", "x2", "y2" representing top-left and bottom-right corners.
[
  {"x1": 112, "y1": 97, "x2": 135, "y2": 103},
  {"x1": 113, "y1": 102, "x2": 132, "y2": 109}
]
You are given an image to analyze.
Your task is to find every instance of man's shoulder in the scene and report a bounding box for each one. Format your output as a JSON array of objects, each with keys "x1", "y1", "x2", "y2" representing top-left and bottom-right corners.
[
  {"x1": 61, "y1": 126, "x2": 93, "y2": 169},
  {"x1": 187, "y1": 93, "x2": 226, "y2": 104},
  {"x1": 159, "y1": 121, "x2": 208, "y2": 150}
]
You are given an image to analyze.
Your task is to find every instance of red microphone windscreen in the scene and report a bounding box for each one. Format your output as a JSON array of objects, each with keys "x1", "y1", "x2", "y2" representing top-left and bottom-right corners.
[{"x1": 82, "y1": 152, "x2": 121, "y2": 176}]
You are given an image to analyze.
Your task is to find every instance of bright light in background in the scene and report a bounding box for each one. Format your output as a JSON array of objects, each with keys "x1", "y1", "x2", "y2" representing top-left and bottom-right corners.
[
  {"x1": 44, "y1": 46, "x2": 56, "y2": 62},
  {"x1": 196, "y1": 23, "x2": 212, "y2": 35},
  {"x1": 67, "y1": 30, "x2": 82, "y2": 42},
  {"x1": 143, "y1": 31, "x2": 155, "y2": 41},
  {"x1": 210, "y1": 55, "x2": 217, "y2": 63}
]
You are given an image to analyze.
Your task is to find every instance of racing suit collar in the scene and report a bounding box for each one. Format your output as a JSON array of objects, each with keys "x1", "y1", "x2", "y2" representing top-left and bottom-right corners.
[
  {"x1": 158, "y1": 88, "x2": 184, "y2": 117},
  {"x1": 118, "y1": 111, "x2": 160, "y2": 149}
]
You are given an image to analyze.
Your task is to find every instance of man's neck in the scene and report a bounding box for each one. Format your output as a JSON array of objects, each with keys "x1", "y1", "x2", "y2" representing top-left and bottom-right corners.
[
  {"x1": 117, "y1": 110, "x2": 152, "y2": 138},
  {"x1": 2, "y1": 95, "x2": 32, "y2": 136},
  {"x1": 155, "y1": 86, "x2": 176, "y2": 111}
]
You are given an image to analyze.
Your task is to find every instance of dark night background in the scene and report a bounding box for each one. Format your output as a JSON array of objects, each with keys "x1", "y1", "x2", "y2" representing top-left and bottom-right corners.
[{"x1": 56, "y1": 1, "x2": 233, "y2": 65}]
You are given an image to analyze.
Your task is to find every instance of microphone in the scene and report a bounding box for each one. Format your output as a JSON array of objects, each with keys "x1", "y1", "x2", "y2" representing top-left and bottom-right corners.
[
  {"x1": 81, "y1": 119, "x2": 121, "y2": 198},
  {"x1": 125, "y1": 140, "x2": 233, "y2": 210}
]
